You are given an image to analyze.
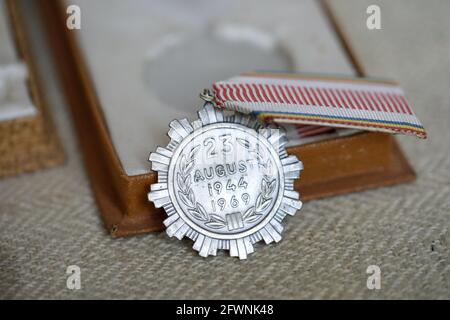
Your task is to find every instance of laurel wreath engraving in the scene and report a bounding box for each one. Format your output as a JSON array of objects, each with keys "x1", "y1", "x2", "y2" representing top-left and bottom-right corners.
[
  {"x1": 176, "y1": 145, "x2": 208, "y2": 219},
  {"x1": 177, "y1": 146, "x2": 228, "y2": 228},
  {"x1": 242, "y1": 177, "x2": 276, "y2": 223},
  {"x1": 176, "y1": 141, "x2": 276, "y2": 229}
]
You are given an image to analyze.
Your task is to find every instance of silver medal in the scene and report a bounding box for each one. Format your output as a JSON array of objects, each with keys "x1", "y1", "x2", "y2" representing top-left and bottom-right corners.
[{"x1": 148, "y1": 99, "x2": 303, "y2": 259}]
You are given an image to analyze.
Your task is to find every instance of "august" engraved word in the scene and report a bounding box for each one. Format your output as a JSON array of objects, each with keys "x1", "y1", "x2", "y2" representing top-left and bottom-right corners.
[{"x1": 193, "y1": 160, "x2": 247, "y2": 182}]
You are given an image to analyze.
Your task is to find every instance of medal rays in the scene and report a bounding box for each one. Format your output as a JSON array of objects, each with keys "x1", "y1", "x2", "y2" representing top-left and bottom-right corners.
[{"x1": 148, "y1": 103, "x2": 303, "y2": 259}]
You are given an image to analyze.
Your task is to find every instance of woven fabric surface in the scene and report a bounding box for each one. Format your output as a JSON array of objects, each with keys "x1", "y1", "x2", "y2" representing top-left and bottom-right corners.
[{"x1": 0, "y1": 0, "x2": 449, "y2": 299}]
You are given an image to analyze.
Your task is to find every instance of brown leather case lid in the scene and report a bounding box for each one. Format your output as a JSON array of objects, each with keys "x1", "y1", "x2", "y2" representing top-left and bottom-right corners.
[{"x1": 36, "y1": 0, "x2": 415, "y2": 237}]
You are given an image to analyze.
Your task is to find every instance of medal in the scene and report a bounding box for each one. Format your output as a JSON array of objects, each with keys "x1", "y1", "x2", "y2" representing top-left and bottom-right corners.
[
  {"x1": 147, "y1": 71, "x2": 427, "y2": 259},
  {"x1": 148, "y1": 91, "x2": 303, "y2": 259}
]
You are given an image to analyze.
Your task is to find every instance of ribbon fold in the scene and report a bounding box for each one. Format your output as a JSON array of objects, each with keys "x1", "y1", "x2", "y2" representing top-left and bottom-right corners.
[{"x1": 213, "y1": 72, "x2": 426, "y2": 139}]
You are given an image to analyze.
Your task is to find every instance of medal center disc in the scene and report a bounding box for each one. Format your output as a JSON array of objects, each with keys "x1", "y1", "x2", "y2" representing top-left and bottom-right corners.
[{"x1": 168, "y1": 123, "x2": 284, "y2": 240}]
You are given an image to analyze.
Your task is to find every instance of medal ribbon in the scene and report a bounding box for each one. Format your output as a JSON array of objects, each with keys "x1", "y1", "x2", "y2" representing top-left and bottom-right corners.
[{"x1": 212, "y1": 72, "x2": 426, "y2": 139}]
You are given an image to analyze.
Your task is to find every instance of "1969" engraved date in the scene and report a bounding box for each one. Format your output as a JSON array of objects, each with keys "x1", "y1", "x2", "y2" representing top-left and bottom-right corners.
[{"x1": 210, "y1": 193, "x2": 250, "y2": 211}]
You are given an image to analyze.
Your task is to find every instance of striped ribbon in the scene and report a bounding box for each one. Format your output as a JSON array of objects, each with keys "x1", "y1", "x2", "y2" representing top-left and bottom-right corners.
[{"x1": 212, "y1": 72, "x2": 426, "y2": 138}]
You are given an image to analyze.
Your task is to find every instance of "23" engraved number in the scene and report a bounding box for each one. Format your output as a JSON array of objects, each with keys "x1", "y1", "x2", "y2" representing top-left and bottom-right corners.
[{"x1": 203, "y1": 134, "x2": 233, "y2": 158}]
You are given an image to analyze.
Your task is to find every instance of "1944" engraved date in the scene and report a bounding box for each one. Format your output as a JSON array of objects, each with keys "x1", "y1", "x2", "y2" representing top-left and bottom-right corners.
[{"x1": 208, "y1": 177, "x2": 249, "y2": 211}]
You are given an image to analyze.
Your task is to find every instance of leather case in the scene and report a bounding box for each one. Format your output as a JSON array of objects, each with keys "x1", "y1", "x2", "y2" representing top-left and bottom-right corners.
[
  {"x1": 0, "y1": 0, "x2": 64, "y2": 178},
  {"x1": 36, "y1": 0, "x2": 415, "y2": 237}
]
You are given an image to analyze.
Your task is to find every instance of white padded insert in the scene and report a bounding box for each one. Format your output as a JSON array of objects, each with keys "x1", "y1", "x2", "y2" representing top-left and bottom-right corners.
[
  {"x1": 68, "y1": 0, "x2": 355, "y2": 176},
  {"x1": 0, "y1": 0, "x2": 36, "y2": 122}
]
